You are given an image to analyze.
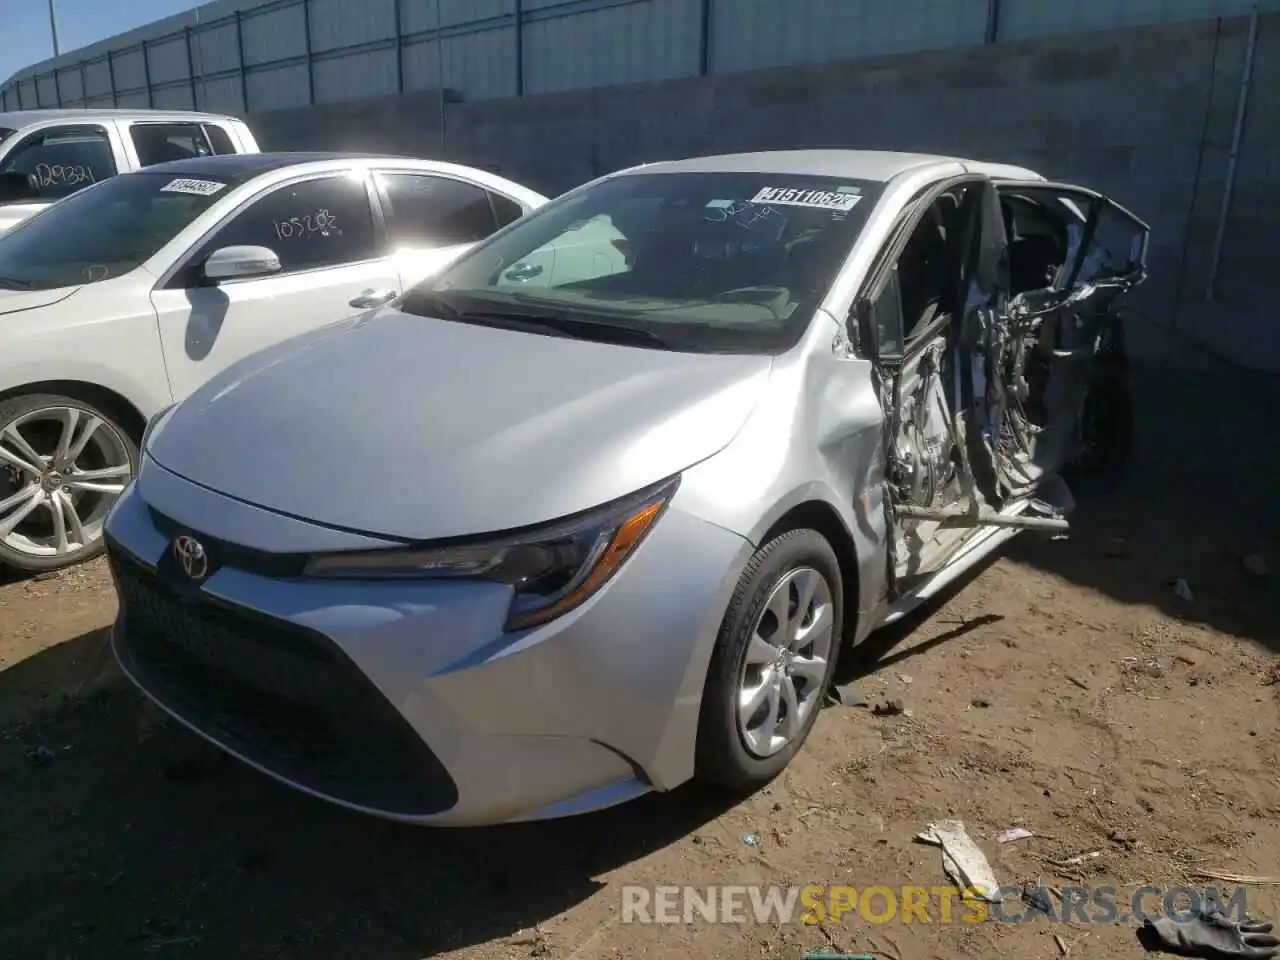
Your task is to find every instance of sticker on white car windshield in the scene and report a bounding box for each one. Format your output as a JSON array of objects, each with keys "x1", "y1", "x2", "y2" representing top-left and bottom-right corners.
[
  {"x1": 160, "y1": 178, "x2": 226, "y2": 197},
  {"x1": 750, "y1": 186, "x2": 861, "y2": 211}
]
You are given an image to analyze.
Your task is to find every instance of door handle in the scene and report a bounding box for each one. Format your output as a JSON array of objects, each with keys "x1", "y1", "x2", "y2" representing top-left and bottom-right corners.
[{"x1": 349, "y1": 289, "x2": 397, "y2": 309}]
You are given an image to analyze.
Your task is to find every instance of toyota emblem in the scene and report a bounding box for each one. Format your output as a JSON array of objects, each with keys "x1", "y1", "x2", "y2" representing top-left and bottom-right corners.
[{"x1": 173, "y1": 535, "x2": 209, "y2": 581}]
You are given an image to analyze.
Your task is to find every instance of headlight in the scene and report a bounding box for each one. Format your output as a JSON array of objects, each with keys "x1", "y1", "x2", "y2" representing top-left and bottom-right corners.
[
  {"x1": 303, "y1": 476, "x2": 679, "y2": 632},
  {"x1": 140, "y1": 404, "x2": 176, "y2": 450}
]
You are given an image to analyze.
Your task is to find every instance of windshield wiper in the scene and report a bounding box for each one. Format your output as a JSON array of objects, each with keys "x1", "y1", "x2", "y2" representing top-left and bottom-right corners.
[
  {"x1": 463, "y1": 309, "x2": 672, "y2": 348},
  {"x1": 405, "y1": 290, "x2": 673, "y2": 348},
  {"x1": 0, "y1": 276, "x2": 32, "y2": 290}
]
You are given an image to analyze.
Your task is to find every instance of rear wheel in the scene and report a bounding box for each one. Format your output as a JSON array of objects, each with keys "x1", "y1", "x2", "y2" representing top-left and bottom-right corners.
[
  {"x1": 1063, "y1": 364, "x2": 1133, "y2": 497},
  {"x1": 0, "y1": 394, "x2": 138, "y2": 573},
  {"x1": 696, "y1": 529, "x2": 842, "y2": 792}
]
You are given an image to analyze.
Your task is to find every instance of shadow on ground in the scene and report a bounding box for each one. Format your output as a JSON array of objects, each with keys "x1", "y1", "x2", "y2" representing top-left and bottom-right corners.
[
  {"x1": 1000, "y1": 355, "x2": 1280, "y2": 655},
  {"x1": 0, "y1": 629, "x2": 739, "y2": 958}
]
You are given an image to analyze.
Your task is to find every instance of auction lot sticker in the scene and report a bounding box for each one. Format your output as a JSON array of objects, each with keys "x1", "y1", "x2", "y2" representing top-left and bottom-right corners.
[
  {"x1": 750, "y1": 186, "x2": 861, "y2": 211},
  {"x1": 161, "y1": 178, "x2": 226, "y2": 197}
]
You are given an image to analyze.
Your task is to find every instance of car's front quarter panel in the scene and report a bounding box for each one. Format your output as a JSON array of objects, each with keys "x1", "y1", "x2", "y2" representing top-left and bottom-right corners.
[
  {"x1": 676, "y1": 309, "x2": 890, "y2": 641},
  {"x1": 107, "y1": 452, "x2": 754, "y2": 824},
  {"x1": 0, "y1": 274, "x2": 173, "y2": 418}
]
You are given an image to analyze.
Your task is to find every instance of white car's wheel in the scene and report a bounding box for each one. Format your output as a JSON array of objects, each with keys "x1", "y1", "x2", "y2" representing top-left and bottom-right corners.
[
  {"x1": 0, "y1": 394, "x2": 138, "y2": 573},
  {"x1": 696, "y1": 529, "x2": 843, "y2": 792}
]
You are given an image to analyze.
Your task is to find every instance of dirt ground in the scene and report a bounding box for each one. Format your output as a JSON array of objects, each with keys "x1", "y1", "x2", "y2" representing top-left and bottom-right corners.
[{"x1": 1, "y1": 355, "x2": 1277, "y2": 960}]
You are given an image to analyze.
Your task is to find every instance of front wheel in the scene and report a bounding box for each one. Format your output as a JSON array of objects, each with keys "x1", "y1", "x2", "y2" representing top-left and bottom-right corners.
[
  {"x1": 696, "y1": 529, "x2": 843, "y2": 793},
  {"x1": 0, "y1": 394, "x2": 138, "y2": 573}
]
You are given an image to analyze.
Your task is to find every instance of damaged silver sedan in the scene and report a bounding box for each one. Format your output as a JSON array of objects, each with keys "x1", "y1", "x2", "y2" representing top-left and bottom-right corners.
[{"x1": 104, "y1": 150, "x2": 1147, "y2": 824}]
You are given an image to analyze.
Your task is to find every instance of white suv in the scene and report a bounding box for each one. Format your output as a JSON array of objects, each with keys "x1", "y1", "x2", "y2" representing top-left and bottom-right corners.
[{"x1": 0, "y1": 109, "x2": 258, "y2": 234}]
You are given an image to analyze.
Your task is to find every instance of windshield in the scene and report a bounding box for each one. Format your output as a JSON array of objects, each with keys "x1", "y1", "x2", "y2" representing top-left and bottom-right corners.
[
  {"x1": 403, "y1": 171, "x2": 886, "y2": 354},
  {"x1": 0, "y1": 171, "x2": 231, "y2": 291}
]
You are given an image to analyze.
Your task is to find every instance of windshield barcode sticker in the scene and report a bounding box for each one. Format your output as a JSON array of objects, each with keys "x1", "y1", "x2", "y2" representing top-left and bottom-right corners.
[
  {"x1": 750, "y1": 187, "x2": 861, "y2": 211},
  {"x1": 161, "y1": 178, "x2": 226, "y2": 197}
]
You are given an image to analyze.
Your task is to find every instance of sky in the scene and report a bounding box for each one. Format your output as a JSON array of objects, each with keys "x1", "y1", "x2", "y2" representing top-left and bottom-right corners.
[{"x1": 2, "y1": 0, "x2": 203, "y2": 84}]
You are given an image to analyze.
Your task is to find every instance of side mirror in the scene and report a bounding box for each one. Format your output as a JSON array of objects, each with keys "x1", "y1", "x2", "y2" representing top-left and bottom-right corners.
[
  {"x1": 202, "y1": 245, "x2": 281, "y2": 281},
  {"x1": 850, "y1": 297, "x2": 878, "y2": 359},
  {"x1": 0, "y1": 172, "x2": 40, "y2": 203}
]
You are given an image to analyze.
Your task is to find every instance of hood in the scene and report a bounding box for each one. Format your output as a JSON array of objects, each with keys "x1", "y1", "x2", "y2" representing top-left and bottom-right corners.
[
  {"x1": 148, "y1": 309, "x2": 772, "y2": 540},
  {"x1": 0, "y1": 202, "x2": 45, "y2": 237},
  {"x1": 0, "y1": 285, "x2": 80, "y2": 315}
]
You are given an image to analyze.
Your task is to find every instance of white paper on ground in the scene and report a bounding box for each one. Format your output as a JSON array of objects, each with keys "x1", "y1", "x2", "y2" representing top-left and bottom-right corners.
[{"x1": 916, "y1": 819, "x2": 1003, "y2": 903}]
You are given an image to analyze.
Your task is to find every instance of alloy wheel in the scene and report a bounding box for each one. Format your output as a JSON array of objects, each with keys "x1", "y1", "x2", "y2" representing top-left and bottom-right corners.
[
  {"x1": 0, "y1": 405, "x2": 134, "y2": 561},
  {"x1": 735, "y1": 566, "x2": 835, "y2": 758}
]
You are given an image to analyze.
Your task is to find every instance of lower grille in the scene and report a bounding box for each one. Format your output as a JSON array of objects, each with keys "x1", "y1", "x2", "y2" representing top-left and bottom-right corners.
[{"x1": 108, "y1": 544, "x2": 458, "y2": 817}]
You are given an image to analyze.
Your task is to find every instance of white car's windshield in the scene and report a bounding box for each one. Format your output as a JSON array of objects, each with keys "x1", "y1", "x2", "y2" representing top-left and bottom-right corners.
[
  {"x1": 0, "y1": 171, "x2": 230, "y2": 291},
  {"x1": 404, "y1": 171, "x2": 887, "y2": 354}
]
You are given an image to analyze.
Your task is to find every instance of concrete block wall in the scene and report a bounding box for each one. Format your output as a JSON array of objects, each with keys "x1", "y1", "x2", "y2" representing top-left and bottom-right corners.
[{"x1": 246, "y1": 13, "x2": 1279, "y2": 371}]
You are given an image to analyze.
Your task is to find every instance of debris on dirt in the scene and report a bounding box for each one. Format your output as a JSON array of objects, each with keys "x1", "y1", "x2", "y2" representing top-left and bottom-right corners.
[
  {"x1": 1047, "y1": 850, "x2": 1102, "y2": 868},
  {"x1": 1022, "y1": 882, "x2": 1054, "y2": 915},
  {"x1": 741, "y1": 834, "x2": 759, "y2": 847},
  {"x1": 32, "y1": 571, "x2": 60, "y2": 582},
  {"x1": 1054, "y1": 932, "x2": 1070, "y2": 956},
  {"x1": 1106, "y1": 828, "x2": 1138, "y2": 851},
  {"x1": 1105, "y1": 537, "x2": 1127, "y2": 557},
  {"x1": 1186, "y1": 869, "x2": 1280, "y2": 885},
  {"x1": 972, "y1": 697, "x2": 992, "y2": 708},
  {"x1": 1143, "y1": 905, "x2": 1280, "y2": 958},
  {"x1": 1065, "y1": 674, "x2": 1090, "y2": 690},
  {"x1": 997, "y1": 827, "x2": 1034, "y2": 844},
  {"x1": 1264, "y1": 664, "x2": 1280, "y2": 687},
  {"x1": 826, "y1": 682, "x2": 869, "y2": 708},
  {"x1": 872, "y1": 699, "x2": 905, "y2": 717},
  {"x1": 26, "y1": 745, "x2": 55, "y2": 766},
  {"x1": 1172, "y1": 647, "x2": 1201, "y2": 666},
  {"x1": 1242, "y1": 554, "x2": 1269, "y2": 579},
  {"x1": 1174, "y1": 578, "x2": 1194, "y2": 602},
  {"x1": 916, "y1": 819, "x2": 1002, "y2": 903},
  {"x1": 897, "y1": 674, "x2": 913, "y2": 685}
]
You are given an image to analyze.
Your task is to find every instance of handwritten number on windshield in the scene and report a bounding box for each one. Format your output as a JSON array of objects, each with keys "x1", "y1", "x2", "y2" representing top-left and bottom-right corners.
[
  {"x1": 273, "y1": 209, "x2": 340, "y2": 240},
  {"x1": 704, "y1": 201, "x2": 778, "y2": 231},
  {"x1": 34, "y1": 163, "x2": 97, "y2": 189}
]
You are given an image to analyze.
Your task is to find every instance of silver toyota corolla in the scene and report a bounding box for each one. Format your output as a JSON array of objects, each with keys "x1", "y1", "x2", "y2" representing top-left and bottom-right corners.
[{"x1": 104, "y1": 150, "x2": 1148, "y2": 825}]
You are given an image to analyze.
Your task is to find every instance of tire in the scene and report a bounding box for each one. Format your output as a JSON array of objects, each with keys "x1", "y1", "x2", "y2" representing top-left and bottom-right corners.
[
  {"x1": 1061, "y1": 364, "x2": 1133, "y2": 498},
  {"x1": 0, "y1": 393, "x2": 139, "y2": 574},
  {"x1": 696, "y1": 528, "x2": 843, "y2": 793}
]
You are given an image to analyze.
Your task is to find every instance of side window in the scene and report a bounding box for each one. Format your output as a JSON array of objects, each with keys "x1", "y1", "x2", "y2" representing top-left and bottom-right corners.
[
  {"x1": 869, "y1": 267, "x2": 906, "y2": 358},
  {"x1": 203, "y1": 124, "x2": 238, "y2": 156},
  {"x1": 0, "y1": 125, "x2": 118, "y2": 201},
  {"x1": 131, "y1": 123, "x2": 213, "y2": 167},
  {"x1": 379, "y1": 173, "x2": 498, "y2": 247},
  {"x1": 200, "y1": 175, "x2": 377, "y2": 277},
  {"x1": 489, "y1": 191, "x2": 524, "y2": 228}
]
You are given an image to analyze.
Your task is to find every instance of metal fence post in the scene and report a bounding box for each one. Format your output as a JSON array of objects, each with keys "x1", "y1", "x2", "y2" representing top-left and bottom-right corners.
[
  {"x1": 302, "y1": 0, "x2": 316, "y2": 105},
  {"x1": 79, "y1": 61, "x2": 88, "y2": 106},
  {"x1": 515, "y1": 0, "x2": 524, "y2": 95},
  {"x1": 985, "y1": 0, "x2": 1001, "y2": 43},
  {"x1": 186, "y1": 26, "x2": 199, "y2": 108},
  {"x1": 107, "y1": 49, "x2": 118, "y2": 106},
  {"x1": 235, "y1": 10, "x2": 249, "y2": 113},
  {"x1": 699, "y1": 0, "x2": 712, "y2": 75},
  {"x1": 394, "y1": 0, "x2": 405, "y2": 93},
  {"x1": 141, "y1": 39, "x2": 154, "y2": 107}
]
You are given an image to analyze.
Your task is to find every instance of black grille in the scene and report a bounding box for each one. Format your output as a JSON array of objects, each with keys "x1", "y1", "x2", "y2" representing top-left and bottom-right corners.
[{"x1": 107, "y1": 542, "x2": 458, "y2": 817}]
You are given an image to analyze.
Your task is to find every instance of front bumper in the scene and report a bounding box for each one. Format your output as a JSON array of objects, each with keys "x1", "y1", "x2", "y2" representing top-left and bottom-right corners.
[{"x1": 105, "y1": 458, "x2": 752, "y2": 826}]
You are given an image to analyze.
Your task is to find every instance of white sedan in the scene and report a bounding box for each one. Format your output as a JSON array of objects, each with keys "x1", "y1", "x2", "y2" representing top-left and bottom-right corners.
[{"x1": 0, "y1": 153, "x2": 548, "y2": 572}]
